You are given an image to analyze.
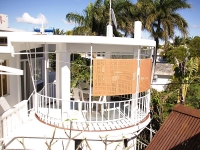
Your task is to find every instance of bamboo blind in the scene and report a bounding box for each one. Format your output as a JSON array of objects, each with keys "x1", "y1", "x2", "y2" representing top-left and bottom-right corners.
[
  {"x1": 139, "y1": 59, "x2": 152, "y2": 92},
  {"x1": 93, "y1": 59, "x2": 138, "y2": 96}
]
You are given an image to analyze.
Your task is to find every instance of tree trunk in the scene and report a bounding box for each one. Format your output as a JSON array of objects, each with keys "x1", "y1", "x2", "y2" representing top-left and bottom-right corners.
[{"x1": 154, "y1": 37, "x2": 159, "y2": 66}]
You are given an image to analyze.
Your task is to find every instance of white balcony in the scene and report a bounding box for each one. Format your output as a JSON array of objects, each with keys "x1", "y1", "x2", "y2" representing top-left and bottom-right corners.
[
  {"x1": 34, "y1": 83, "x2": 150, "y2": 131},
  {"x1": 0, "y1": 83, "x2": 151, "y2": 149}
]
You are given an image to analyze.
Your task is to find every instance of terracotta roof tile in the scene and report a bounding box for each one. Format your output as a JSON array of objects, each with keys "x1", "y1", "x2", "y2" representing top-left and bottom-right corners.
[{"x1": 146, "y1": 104, "x2": 200, "y2": 150}]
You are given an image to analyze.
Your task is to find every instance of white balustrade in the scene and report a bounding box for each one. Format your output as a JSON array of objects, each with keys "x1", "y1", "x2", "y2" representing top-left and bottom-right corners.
[
  {"x1": 35, "y1": 83, "x2": 151, "y2": 130},
  {"x1": 0, "y1": 100, "x2": 28, "y2": 137},
  {"x1": 27, "y1": 91, "x2": 35, "y2": 113},
  {"x1": 137, "y1": 139, "x2": 148, "y2": 150}
]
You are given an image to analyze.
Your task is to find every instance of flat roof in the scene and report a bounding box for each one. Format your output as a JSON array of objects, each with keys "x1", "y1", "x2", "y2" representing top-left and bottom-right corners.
[
  {"x1": 0, "y1": 27, "x2": 25, "y2": 32},
  {"x1": 154, "y1": 63, "x2": 174, "y2": 76},
  {"x1": 0, "y1": 32, "x2": 156, "y2": 53},
  {"x1": 1, "y1": 32, "x2": 155, "y2": 45}
]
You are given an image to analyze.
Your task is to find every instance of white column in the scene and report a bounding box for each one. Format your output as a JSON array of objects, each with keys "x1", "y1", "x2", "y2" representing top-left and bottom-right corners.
[
  {"x1": 56, "y1": 46, "x2": 61, "y2": 109},
  {"x1": 56, "y1": 47, "x2": 61, "y2": 99},
  {"x1": 16, "y1": 54, "x2": 21, "y2": 103},
  {"x1": 106, "y1": 25, "x2": 113, "y2": 37},
  {"x1": 131, "y1": 46, "x2": 140, "y2": 120},
  {"x1": 134, "y1": 21, "x2": 142, "y2": 39},
  {"x1": 44, "y1": 44, "x2": 49, "y2": 97},
  {"x1": 56, "y1": 44, "x2": 71, "y2": 114}
]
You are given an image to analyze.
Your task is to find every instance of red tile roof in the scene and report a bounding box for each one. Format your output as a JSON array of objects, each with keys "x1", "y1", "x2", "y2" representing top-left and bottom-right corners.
[{"x1": 146, "y1": 104, "x2": 200, "y2": 150}]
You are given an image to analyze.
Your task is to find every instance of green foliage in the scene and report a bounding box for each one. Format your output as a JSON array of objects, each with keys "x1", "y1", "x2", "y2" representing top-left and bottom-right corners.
[
  {"x1": 186, "y1": 82, "x2": 200, "y2": 109},
  {"x1": 150, "y1": 89, "x2": 175, "y2": 131},
  {"x1": 173, "y1": 36, "x2": 185, "y2": 47},
  {"x1": 150, "y1": 87, "x2": 183, "y2": 132},
  {"x1": 139, "y1": 88, "x2": 177, "y2": 144},
  {"x1": 53, "y1": 28, "x2": 65, "y2": 35},
  {"x1": 165, "y1": 36, "x2": 200, "y2": 63},
  {"x1": 70, "y1": 54, "x2": 90, "y2": 88},
  {"x1": 188, "y1": 36, "x2": 200, "y2": 57},
  {"x1": 163, "y1": 36, "x2": 200, "y2": 108},
  {"x1": 173, "y1": 56, "x2": 199, "y2": 104},
  {"x1": 166, "y1": 46, "x2": 189, "y2": 64},
  {"x1": 158, "y1": 45, "x2": 163, "y2": 49}
]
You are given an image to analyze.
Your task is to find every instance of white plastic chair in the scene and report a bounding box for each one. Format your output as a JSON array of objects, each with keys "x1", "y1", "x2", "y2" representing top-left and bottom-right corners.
[
  {"x1": 0, "y1": 97, "x2": 11, "y2": 112},
  {"x1": 92, "y1": 96, "x2": 107, "y2": 116},
  {"x1": 99, "y1": 96, "x2": 107, "y2": 115},
  {"x1": 79, "y1": 82, "x2": 89, "y2": 90},
  {"x1": 79, "y1": 82, "x2": 90, "y2": 100},
  {"x1": 72, "y1": 88, "x2": 86, "y2": 112}
]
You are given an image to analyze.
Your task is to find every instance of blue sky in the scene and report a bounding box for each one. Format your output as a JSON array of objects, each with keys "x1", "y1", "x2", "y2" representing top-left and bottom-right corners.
[{"x1": 1, "y1": 0, "x2": 200, "y2": 40}]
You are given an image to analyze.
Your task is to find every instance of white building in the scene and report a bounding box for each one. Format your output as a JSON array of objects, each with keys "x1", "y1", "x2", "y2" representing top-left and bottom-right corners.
[
  {"x1": 0, "y1": 21, "x2": 156, "y2": 149},
  {"x1": 0, "y1": 14, "x2": 24, "y2": 32},
  {"x1": 151, "y1": 49, "x2": 174, "y2": 92},
  {"x1": 151, "y1": 63, "x2": 174, "y2": 92}
]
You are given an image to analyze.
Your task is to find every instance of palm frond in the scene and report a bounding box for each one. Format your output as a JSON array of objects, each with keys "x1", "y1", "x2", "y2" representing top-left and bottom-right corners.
[{"x1": 66, "y1": 13, "x2": 85, "y2": 26}]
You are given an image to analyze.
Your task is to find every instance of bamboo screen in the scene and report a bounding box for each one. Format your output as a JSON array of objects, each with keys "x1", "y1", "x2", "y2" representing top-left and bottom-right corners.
[
  {"x1": 93, "y1": 59, "x2": 138, "y2": 96},
  {"x1": 139, "y1": 59, "x2": 152, "y2": 92}
]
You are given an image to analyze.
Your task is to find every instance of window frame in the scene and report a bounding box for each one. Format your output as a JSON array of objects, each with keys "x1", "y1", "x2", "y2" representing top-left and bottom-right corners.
[{"x1": 0, "y1": 60, "x2": 8, "y2": 96}]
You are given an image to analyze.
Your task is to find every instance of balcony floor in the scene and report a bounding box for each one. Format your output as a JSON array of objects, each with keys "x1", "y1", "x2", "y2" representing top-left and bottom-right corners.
[
  {"x1": 37, "y1": 108, "x2": 148, "y2": 131},
  {"x1": 4, "y1": 111, "x2": 150, "y2": 149}
]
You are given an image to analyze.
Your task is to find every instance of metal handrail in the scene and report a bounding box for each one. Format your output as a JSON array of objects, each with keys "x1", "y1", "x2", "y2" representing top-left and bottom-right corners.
[
  {"x1": 35, "y1": 86, "x2": 150, "y2": 129},
  {"x1": 27, "y1": 90, "x2": 35, "y2": 113}
]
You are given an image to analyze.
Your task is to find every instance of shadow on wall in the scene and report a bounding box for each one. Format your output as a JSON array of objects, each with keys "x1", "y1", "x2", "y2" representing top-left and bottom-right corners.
[{"x1": 49, "y1": 72, "x2": 56, "y2": 83}]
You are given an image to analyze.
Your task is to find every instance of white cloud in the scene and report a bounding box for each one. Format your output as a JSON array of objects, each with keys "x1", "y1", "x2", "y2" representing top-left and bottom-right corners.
[
  {"x1": 16, "y1": 13, "x2": 48, "y2": 25},
  {"x1": 62, "y1": 19, "x2": 75, "y2": 25},
  {"x1": 190, "y1": 25, "x2": 200, "y2": 28}
]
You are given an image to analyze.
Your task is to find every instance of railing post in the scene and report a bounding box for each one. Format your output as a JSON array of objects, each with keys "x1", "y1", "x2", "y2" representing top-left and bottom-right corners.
[
  {"x1": 34, "y1": 93, "x2": 38, "y2": 113},
  {"x1": 133, "y1": 137, "x2": 137, "y2": 150},
  {"x1": 131, "y1": 94, "x2": 137, "y2": 120},
  {"x1": 147, "y1": 89, "x2": 150, "y2": 113}
]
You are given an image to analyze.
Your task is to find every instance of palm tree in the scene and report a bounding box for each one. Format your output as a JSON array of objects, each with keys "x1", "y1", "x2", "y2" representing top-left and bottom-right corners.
[
  {"x1": 135, "y1": 0, "x2": 191, "y2": 58},
  {"x1": 173, "y1": 36, "x2": 184, "y2": 47},
  {"x1": 174, "y1": 56, "x2": 199, "y2": 104},
  {"x1": 66, "y1": 30, "x2": 73, "y2": 35},
  {"x1": 66, "y1": 0, "x2": 135, "y2": 37},
  {"x1": 53, "y1": 28, "x2": 65, "y2": 35}
]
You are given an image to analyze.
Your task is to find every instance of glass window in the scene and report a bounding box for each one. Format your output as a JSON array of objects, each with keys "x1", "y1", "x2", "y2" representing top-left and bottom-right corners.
[
  {"x1": 0, "y1": 60, "x2": 8, "y2": 96},
  {"x1": 32, "y1": 59, "x2": 42, "y2": 81},
  {"x1": 0, "y1": 37, "x2": 7, "y2": 46}
]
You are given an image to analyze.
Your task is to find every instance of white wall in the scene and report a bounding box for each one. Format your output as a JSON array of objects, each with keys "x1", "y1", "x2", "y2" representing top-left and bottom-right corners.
[
  {"x1": 0, "y1": 14, "x2": 8, "y2": 28},
  {"x1": 0, "y1": 54, "x2": 21, "y2": 114},
  {"x1": 87, "y1": 141, "x2": 124, "y2": 150},
  {"x1": 151, "y1": 76, "x2": 171, "y2": 92}
]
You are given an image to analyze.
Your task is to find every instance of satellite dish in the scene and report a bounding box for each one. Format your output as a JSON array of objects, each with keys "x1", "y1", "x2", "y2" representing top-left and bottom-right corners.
[{"x1": 111, "y1": 8, "x2": 117, "y2": 29}]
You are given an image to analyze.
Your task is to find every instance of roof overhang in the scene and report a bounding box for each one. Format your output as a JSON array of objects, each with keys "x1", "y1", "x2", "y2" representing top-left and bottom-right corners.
[
  {"x1": 0, "y1": 32, "x2": 156, "y2": 53},
  {"x1": 0, "y1": 65, "x2": 23, "y2": 75}
]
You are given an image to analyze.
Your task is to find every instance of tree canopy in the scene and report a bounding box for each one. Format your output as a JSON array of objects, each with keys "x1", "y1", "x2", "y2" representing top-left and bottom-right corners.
[
  {"x1": 66, "y1": 0, "x2": 191, "y2": 43},
  {"x1": 136, "y1": 0, "x2": 191, "y2": 50},
  {"x1": 66, "y1": 0, "x2": 136, "y2": 37}
]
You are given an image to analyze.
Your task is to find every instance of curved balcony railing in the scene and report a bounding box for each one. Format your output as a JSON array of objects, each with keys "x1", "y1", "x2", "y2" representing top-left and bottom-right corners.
[{"x1": 35, "y1": 83, "x2": 150, "y2": 131}]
